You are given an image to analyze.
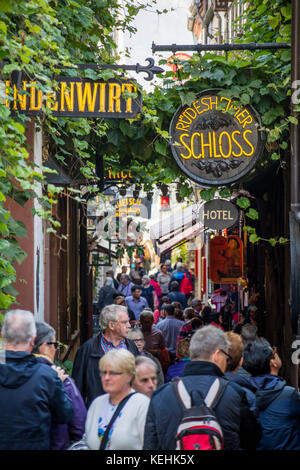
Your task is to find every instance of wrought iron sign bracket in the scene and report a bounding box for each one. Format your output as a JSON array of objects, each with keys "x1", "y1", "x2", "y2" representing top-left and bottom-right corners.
[
  {"x1": 152, "y1": 41, "x2": 291, "y2": 54},
  {"x1": 71, "y1": 57, "x2": 164, "y2": 82}
]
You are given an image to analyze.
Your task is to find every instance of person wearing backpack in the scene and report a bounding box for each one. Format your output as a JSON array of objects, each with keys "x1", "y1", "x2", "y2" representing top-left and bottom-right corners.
[
  {"x1": 243, "y1": 338, "x2": 300, "y2": 450},
  {"x1": 143, "y1": 325, "x2": 248, "y2": 450}
]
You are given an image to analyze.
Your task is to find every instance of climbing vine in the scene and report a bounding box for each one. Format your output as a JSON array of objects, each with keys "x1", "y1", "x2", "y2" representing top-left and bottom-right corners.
[{"x1": 0, "y1": 0, "x2": 293, "y2": 309}]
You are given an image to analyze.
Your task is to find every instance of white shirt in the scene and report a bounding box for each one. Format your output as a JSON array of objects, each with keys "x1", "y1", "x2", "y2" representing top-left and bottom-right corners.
[{"x1": 85, "y1": 390, "x2": 150, "y2": 450}]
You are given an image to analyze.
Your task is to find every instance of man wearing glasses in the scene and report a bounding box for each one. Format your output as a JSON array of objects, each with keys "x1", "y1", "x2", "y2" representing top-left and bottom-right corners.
[
  {"x1": 144, "y1": 325, "x2": 247, "y2": 450},
  {"x1": 72, "y1": 304, "x2": 139, "y2": 407}
]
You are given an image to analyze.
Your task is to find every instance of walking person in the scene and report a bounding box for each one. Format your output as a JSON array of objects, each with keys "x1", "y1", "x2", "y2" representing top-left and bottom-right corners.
[
  {"x1": 156, "y1": 304, "x2": 185, "y2": 363},
  {"x1": 72, "y1": 304, "x2": 138, "y2": 407},
  {"x1": 167, "y1": 281, "x2": 187, "y2": 309},
  {"x1": 243, "y1": 338, "x2": 300, "y2": 450},
  {"x1": 157, "y1": 264, "x2": 172, "y2": 296},
  {"x1": 126, "y1": 327, "x2": 164, "y2": 387},
  {"x1": 143, "y1": 325, "x2": 255, "y2": 450},
  {"x1": 117, "y1": 274, "x2": 134, "y2": 298},
  {"x1": 165, "y1": 338, "x2": 191, "y2": 383},
  {"x1": 98, "y1": 277, "x2": 118, "y2": 312},
  {"x1": 32, "y1": 321, "x2": 87, "y2": 450},
  {"x1": 125, "y1": 285, "x2": 149, "y2": 321},
  {"x1": 84, "y1": 349, "x2": 150, "y2": 450},
  {"x1": 132, "y1": 356, "x2": 159, "y2": 398},
  {"x1": 141, "y1": 275, "x2": 157, "y2": 311},
  {"x1": 0, "y1": 310, "x2": 73, "y2": 450}
]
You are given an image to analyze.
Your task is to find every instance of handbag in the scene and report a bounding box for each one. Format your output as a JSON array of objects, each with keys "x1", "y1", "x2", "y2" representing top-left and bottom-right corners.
[{"x1": 99, "y1": 392, "x2": 136, "y2": 450}]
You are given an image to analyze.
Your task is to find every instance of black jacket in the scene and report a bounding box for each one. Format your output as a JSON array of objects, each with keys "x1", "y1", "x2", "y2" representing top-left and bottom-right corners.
[
  {"x1": 0, "y1": 351, "x2": 73, "y2": 450},
  {"x1": 98, "y1": 285, "x2": 118, "y2": 311},
  {"x1": 143, "y1": 361, "x2": 252, "y2": 450},
  {"x1": 72, "y1": 332, "x2": 139, "y2": 408}
]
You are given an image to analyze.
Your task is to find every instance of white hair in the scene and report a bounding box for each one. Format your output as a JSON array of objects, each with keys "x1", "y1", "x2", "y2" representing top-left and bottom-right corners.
[
  {"x1": 2, "y1": 310, "x2": 36, "y2": 347},
  {"x1": 99, "y1": 304, "x2": 128, "y2": 330}
]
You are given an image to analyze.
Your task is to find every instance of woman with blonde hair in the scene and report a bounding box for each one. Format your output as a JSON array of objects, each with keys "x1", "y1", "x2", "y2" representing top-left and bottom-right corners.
[{"x1": 84, "y1": 349, "x2": 149, "y2": 450}]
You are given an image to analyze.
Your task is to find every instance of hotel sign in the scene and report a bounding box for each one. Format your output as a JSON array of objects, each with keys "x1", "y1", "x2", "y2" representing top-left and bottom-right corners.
[
  {"x1": 4, "y1": 77, "x2": 142, "y2": 118},
  {"x1": 169, "y1": 89, "x2": 265, "y2": 186},
  {"x1": 200, "y1": 199, "x2": 239, "y2": 230}
]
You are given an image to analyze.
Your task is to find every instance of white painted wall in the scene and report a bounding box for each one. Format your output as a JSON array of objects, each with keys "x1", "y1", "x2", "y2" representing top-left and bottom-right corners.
[
  {"x1": 34, "y1": 125, "x2": 44, "y2": 321},
  {"x1": 119, "y1": 0, "x2": 193, "y2": 91}
]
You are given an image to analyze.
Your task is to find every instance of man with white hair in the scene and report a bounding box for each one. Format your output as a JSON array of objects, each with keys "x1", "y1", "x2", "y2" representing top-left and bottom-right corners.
[
  {"x1": 143, "y1": 325, "x2": 254, "y2": 450},
  {"x1": 72, "y1": 304, "x2": 139, "y2": 407},
  {"x1": 0, "y1": 310, "x2": 73, "y2": 450}
]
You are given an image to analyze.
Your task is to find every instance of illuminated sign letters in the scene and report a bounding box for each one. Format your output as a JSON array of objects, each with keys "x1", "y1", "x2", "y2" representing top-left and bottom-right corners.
[{"x1": 169, "y1": 89, "x2": 265, "y2": 186}]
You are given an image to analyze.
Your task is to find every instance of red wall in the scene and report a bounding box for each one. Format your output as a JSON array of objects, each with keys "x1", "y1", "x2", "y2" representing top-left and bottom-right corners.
[{"x1": 5, "y1": 119, "x2": 35, "y2": 313}]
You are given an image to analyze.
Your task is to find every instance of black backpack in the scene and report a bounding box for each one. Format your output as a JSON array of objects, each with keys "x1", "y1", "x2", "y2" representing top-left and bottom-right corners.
[{"x1": 172, "y1": 378, "x2": 228, "y2": 450}]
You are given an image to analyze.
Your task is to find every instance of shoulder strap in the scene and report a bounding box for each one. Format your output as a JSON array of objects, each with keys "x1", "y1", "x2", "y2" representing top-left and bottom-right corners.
[
  {"x1": 99, "y1": 392, "x2": 136, "y2": 450},
  {"x1": 172, "y1": 377, "x2": 227, "y2": 409}
]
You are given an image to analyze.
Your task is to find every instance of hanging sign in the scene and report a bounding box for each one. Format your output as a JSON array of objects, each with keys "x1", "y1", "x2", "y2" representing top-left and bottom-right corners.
[
  {"x1": 114, "y1": 197, "x2": 151, "y2": 218},
  {"x1": 200, "y1": 199, "x2": 239, "y2": 230},
  {"x1": 209, "y1": 235, "x2": 243, "y2": 284},
  {"x1": 104, "y1": 168, "x2": 134, "y2": 182},
  {"x1": 169, "y1": 89, "x2": 265, "y2": 186},
  {"x1": 4, "y1": 77, "x2": 142, "y2": 118}
]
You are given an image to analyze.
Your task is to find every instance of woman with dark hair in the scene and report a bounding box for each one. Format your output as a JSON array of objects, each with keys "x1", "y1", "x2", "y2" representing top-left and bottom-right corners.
[
  {"x1": 201, "y1": 305, "x2": 212, "y2": 325},
  {"x1": 243, "y1": 338, "x2": 300, "y2": 450},
  {"x1": 32, "y1": 322, "x2": 87, "y2": 450},
  {"x1": 172, "y1": 301, "x2": 183, "y2": 321},
  {"x1": 220, "y1": 298, "x2": 234, "y2": 331}
]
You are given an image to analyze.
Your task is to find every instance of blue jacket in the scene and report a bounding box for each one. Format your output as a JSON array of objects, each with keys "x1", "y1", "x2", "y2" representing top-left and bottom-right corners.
[
  {"x1": 165, "y1": 359, "x2": 190, "y2": 383},
  {"x1": 225, "y1": 371, "x2": 257, "y2": 413},
  {"x1": 144, "y1": 361, "x2": 247, "y2": 450},
  {"x1": 0, "y1": 351, "x2": 73, "y2": 450},
  {"x1": 167, "y1": 291, "x2": 187, "y2": 309},
  {"x1": 249, "y1": 375, "x2": 300, "y2": 450}
]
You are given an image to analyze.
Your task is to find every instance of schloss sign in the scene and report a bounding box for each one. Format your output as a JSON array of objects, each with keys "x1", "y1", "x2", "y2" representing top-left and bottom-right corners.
[
  {"x1": 169, "y1": 88, "x2": 265, "y2": 186},
  {"x1": 4, "y1": 77, "x2": 142, "y2": 118}
]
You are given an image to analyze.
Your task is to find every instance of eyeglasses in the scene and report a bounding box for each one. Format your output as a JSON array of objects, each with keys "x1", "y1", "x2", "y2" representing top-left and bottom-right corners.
[
  {"x1": 133, "y1": 338, "x2": 144, "y2": 343},
  {"x1": 100, "y1": 370, "x2": 123, "y2": 377},
  {"x1": 117, "y1": 319, "x2": 130, "y2": 325},
  {"x1": 220, "y1": 349, "x2": 232, "y2": 364},
  {"x1": 47, "y1": 342, "x2": 59, "y2": 350}
]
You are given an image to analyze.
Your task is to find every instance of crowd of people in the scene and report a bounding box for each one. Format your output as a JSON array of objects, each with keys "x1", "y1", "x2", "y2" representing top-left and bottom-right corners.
[{"x1": 1, "y1": 261, "x2": 300, "y2": 451}]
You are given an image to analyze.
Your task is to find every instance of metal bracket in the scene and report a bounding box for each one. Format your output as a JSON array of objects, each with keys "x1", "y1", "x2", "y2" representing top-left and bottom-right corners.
[
  {"x1": 71, "y1": 57, "x2": 164, "y2": 82},
  {"x1": 152, "y1": 42, "x2": 291, "y2": 54}
]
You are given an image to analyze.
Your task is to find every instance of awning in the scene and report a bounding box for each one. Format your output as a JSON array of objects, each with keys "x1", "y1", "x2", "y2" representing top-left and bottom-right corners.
[{"x1": 150, "y1": 202, "x2": 205, "y2": 255}]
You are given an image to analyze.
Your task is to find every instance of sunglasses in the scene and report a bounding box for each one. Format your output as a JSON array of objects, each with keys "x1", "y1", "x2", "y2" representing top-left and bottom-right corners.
[
  {"x1": 220, "y1": 349, "x2": 232, "y2": 364},
  {"x1": 47, "y1": 342, "x2": 59, "y2": 350}
]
